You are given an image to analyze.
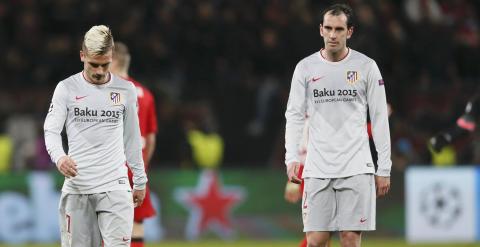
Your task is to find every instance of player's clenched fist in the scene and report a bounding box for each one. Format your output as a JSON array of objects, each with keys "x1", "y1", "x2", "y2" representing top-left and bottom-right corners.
[
  {"x1": 375, "y1": 176, "x2": 391, "y2": 198},
  {"x1": 287, "y1": 162, "x2": 302, "y2": 184},
  {"x1": 133, "y1": 189, "x2": 146, "y2": 208},
  {"x1": 57, "y1": 156, "x2": 78, "y2": 178}
]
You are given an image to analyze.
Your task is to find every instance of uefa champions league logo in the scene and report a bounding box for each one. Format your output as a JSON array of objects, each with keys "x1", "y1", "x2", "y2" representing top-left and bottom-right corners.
[{"x1": 419, "y1": 182, "x2": 462, "y2": 229}]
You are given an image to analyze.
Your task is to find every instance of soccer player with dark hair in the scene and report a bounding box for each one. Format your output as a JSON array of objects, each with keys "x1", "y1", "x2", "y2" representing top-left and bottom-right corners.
[{"x1": 285, "y1": 4, "x2": 392, "y2": 247}]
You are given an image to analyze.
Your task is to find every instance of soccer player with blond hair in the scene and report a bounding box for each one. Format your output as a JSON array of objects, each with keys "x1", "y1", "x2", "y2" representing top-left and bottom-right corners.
[{"x1": 44, "y1": 25, "x2": 147, "y2": 247}]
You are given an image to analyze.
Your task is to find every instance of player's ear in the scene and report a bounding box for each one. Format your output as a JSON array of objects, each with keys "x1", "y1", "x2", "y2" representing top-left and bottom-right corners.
[
  {"x1": 80, "y1": 50, "x2": 85, "y2": 62},
  {"x1": 319, "y1": 24, "x2": 324, "y2": 37},
  {"x1": 347, "y1": 26, "x2": 354, "y2": 39}
]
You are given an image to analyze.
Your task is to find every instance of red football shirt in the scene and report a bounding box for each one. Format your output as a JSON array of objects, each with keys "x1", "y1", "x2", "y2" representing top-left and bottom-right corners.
[{"x1": 128, "y1": 77, "x2": 158, "y2": 163}]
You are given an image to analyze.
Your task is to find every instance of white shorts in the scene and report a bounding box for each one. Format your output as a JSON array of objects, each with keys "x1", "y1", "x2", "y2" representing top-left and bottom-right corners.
[
  {"x1": 302, "y1": 174, "x2": 376, "y2": 232},
  {"x1": 59, "y1": 190, "x2": 134, "y2": 247}
]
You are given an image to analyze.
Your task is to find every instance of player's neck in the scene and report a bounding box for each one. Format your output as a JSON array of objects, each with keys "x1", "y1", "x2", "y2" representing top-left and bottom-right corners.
[
  {"x1": 83, "y1": 71, "x2": 111, "y2": 85},
  {"x1": 321, "y1": 47, "x2": 349, "y2": 62},
  {"x1": 117, "y1": 71, "x2": 129, "y2": 79}
]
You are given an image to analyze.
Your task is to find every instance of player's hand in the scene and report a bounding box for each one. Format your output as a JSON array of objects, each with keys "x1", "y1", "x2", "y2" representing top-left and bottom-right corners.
[
  {"x1": 375, "y1": 176, "x2": 390, "y2": 198},
  {"x1": 429, "y1": 133, "x2": 449, "y2": 152},
  {"x1": 132, "y1": 189, "x2": 146, "y2": 208},
  {"x1": 284, "y1": 181, "x2": 302, "y2": 203},
  {"x1": 287, "y1": 162, "x2": 302, "y2": 184},
  {"x1": 57, "y1": 156, "x2": 78, "y2": 178}
]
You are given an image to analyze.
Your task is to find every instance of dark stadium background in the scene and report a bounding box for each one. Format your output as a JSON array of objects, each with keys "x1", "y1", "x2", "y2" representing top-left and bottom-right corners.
[{"x1": 0, "y1": 0, "x2": 479, "y2": 246}]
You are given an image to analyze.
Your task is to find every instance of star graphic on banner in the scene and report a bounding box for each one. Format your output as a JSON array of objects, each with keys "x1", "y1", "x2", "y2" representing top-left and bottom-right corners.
[{"x1": 175, "y1": 170, "x2": 246, "y2": 240}]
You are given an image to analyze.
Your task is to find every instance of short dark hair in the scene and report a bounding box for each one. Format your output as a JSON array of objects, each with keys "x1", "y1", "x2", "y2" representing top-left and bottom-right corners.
[{"x1": 320, "y1": 3, "x2": 354, "y2": 29}]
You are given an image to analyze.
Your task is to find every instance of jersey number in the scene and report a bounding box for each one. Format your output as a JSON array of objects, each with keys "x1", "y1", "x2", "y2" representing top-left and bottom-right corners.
[{"x1": 66, "y1": 214, "x2": 71, "y2": 233}]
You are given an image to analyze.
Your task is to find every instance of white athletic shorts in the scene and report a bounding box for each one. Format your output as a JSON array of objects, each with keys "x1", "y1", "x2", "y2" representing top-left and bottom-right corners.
[
  {"x1": 59, "y1": 190, "x2": 134, "y2": 247},
  {"x1": 302, "y1": 174, "x2": 376, "y2": 232}
]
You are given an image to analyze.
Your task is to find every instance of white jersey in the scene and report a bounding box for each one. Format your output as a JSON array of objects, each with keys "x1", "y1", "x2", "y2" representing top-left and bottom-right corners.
[
  {"x1": 44, "y1": 72, "x2": 147, "y2": 194},
  {"x1": 285, "y1": 49, "x2": 392, "y2": 178},
  {"x1": 298, "y1": 118, "x2": 309, "y2": 164}
]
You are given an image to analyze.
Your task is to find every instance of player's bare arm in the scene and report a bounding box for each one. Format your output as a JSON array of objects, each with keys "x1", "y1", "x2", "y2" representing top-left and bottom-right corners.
[
  {"x1": 375, "y1": 176, "x2": 390, "y2": 197},
  {"x1": 287, "y1": 162, "x2": 302, "y2": 184},
  {"x1": 145, "y1": 133, "x2": 156, "y2": 165},
  {"x1": 133, "y1": 189, "x2": 146, "y2": 208},
  {"x1": 56, "y1": 155, "x2": 78, "y2": 178}
]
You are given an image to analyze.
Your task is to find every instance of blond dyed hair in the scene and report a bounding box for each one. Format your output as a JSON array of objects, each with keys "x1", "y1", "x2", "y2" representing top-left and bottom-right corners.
[{"x1": 82, "y1": 25, "x2": 114, "y2": 56}]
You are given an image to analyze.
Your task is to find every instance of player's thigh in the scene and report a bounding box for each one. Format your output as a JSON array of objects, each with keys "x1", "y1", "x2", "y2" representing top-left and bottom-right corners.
[
  {"x1": 334, "y1": 174, "x2": 375, "y2": 231},
  {"x1": 306, "y1": 231, "x2": 331, "y2": 246},
  {"x1": 95, "y1": 190, "x2": 134, "y2": 247},
  {"x1": 339, "y1": 231, "x2": 362, "y2": 246},
  {"x1": 303, "y1": 177, "x2": 336, "y2": 231},
  {"x1": 59, "y1": 193, "x2": 101, "y2": 247},
  {"x1": 132, "y1": 222, "x2": 144, "y2": 237}
]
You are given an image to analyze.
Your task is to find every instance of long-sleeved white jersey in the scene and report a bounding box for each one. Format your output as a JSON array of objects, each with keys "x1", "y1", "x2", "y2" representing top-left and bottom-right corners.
[
  {"x1": 44, "y1": 72, "x2": 147, "y2": 194},
  {"x1": 285, "y1": 49, "x2": 392, "y2": 178}
]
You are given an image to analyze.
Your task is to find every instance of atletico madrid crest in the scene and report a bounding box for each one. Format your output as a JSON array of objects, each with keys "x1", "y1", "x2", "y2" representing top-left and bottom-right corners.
[
  {"x1": 346, "y1": 71, "x2": 359, "y2": 84},
  {"x1": 110, "y1": 92, "x2": 121, "y2": 104}
]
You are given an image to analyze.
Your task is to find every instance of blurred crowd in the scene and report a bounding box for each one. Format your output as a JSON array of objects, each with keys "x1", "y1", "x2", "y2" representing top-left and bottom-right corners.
[{"x1": 1, "y1": 0, "x2": 480, "y2": 172}]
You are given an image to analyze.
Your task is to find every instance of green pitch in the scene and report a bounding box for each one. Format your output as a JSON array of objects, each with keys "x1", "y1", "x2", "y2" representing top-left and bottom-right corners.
[{"x1": 3, "y1": 239, "x2": 479, "y2": 247}]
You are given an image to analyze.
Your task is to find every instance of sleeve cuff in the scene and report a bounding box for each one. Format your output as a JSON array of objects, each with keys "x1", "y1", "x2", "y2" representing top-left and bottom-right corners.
[
  {"x1": 53, "y1": 152, "x2": 67, "y2": 166},
  {"x1": 133, "y1": 183, "x2": 146, "y2": 190},
  {"x1": 285, "y1": 157, "x2": 300, "y2": 166},
  {"x1": 375, "y1": 168, "x2": 391, "y2": 177}
]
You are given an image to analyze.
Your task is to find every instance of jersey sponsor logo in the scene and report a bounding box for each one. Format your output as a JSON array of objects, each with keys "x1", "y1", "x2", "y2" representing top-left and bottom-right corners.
[
  {"x1": 313, "y1": 88, "x2": 358, "y2": 98},
  {"x1": 75, "y1": 95, "x2": 88, "y2": 100},
  {"x1": 360, "y1": 217, "x2": 367, "y2": 223},
  {"x1": 73, "y1": 107, "x2": 122, "y2": 119},
  {"x1": 122, "y1": 237, "x2": 130, "y2": 242},
  {"x1": 110, "y1": 92, "x2": 121, "y2": 104},
  {"x1": 313, "y1": 88, "x2": 358, "y2": 104},
  {"x1": 346, "y1": 71, "x2": 359, "y2": 84},
  {"x1": 378, "y1": 79, "x2": 384, "y2": 86},
  {"x1": 74, "y1": 107, "x2": 98, "y2": 117}
]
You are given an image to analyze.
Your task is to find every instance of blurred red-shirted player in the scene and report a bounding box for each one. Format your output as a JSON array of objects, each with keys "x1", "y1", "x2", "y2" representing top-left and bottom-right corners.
[{"x1": 111, "y1": 42, "x2": 157, "y2": 247}]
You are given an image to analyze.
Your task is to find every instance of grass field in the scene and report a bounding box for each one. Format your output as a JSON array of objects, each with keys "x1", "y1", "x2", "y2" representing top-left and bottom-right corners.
[{"x1": 3, "y1": 239, "x2": 479, "y2": 247}]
